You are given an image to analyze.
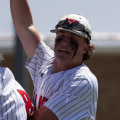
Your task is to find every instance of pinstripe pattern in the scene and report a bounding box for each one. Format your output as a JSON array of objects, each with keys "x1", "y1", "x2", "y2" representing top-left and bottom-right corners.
[
  {"x1": 26, "y1": 41, "x2": 98, "y2": 120},
  {"x1": 0, "y1": 67, "x2": 33, "y2": 120}
]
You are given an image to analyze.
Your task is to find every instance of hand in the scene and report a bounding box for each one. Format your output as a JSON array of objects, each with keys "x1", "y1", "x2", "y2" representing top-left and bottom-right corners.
[{"x1": 27, "y1": 114, "x2": 33, "y2": 120}]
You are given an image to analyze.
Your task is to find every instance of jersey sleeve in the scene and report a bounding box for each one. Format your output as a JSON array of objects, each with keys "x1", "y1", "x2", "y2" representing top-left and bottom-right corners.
[
  {"x1": 44, "y1": 77, "x2": 97, "y2": 120},
  {"x1": 25, "y1": 41, "x2": 54, "y2": 85}
]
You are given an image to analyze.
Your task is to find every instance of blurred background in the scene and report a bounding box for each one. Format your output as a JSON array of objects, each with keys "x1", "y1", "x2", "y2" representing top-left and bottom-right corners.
[{"x1": 0, "y1": 0, "x2": 120, "y2": 120}]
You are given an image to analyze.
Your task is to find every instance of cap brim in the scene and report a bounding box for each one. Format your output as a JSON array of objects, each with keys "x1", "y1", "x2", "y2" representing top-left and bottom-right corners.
[{"x1": 50, "y1": 27, "x2": 89, "y2": 40}]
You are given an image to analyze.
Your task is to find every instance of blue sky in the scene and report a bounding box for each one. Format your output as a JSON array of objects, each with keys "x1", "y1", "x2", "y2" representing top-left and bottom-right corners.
[{"x1": 0, "y1": 0, "x2": 120, "y2": 33}]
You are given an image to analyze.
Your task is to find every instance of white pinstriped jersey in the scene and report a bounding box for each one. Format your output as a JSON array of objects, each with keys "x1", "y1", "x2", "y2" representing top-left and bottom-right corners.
[
  {"x1": 0, "y1": 67, "x2": 33, "y2": 120},
  {"x1": 26, "y1": 41, "x2": 98, "y2": 120}
]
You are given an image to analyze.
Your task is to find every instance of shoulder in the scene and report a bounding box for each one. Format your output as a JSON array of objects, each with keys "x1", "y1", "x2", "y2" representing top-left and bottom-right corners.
[
  {"x1": 74, "y1": 63, "x2": 98, "y2": 98},
  {"x1": 75, "y1": 63, "x2": 98, "y2": 84},
  {"x1": 0, "y1": 67, "x2": 15, "y2": 85},
  {"x1": 37, "y1": 41, "x2": 54, "y2": 55},
  {"x1": 0, "y1": 67, "x2": 14, "y2": 76}
]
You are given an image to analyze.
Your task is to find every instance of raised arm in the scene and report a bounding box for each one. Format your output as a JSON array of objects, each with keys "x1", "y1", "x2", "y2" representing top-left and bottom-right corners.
[
  {"x1": 10, "y1": 0, "x2": 41, "y2": 59},
  {"x1": 10, "y1": 1, "x2": 58, "y2": 119}
]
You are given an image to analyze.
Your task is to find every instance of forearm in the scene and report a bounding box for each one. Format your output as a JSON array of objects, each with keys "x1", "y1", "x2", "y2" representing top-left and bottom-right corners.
[
  {"x1": 10, "y1": 0, "x2": 41, "y2": 59},
  {"x1": 28, "y1": 106, "x2": 58, "y2": 120}
]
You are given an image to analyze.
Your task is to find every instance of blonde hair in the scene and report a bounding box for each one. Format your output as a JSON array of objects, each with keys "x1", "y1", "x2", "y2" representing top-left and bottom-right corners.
[{"x1": 83, "y1": 39, "x2": 95, "y2": 61}]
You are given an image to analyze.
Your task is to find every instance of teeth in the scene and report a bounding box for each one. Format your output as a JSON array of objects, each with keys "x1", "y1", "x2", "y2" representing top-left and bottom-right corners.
[
  {"x1": 59, "y1": 49, "x2": 69, "y2": 54},
  {"x1": 60, "y1": 50, "x2": 66, "y2": 52}
]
